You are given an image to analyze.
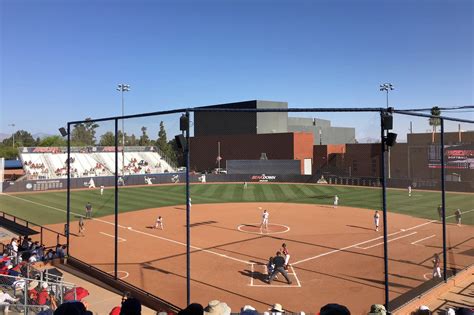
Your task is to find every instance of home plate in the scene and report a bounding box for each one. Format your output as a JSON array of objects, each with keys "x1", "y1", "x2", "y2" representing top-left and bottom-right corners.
[
  {"x1": 128, "y1": 227, "x2": 132, "y2": 230},
  {"x1": 401, "y1": 229, "x2": 406, "y2": 231}
]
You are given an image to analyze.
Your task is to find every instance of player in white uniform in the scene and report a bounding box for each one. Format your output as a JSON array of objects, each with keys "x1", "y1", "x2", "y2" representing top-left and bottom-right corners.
[
  {"x1": 374, "y1": 210, "x2": 380, "y2": 231},
  {"x1": 88, "y1": 178, "x2": 96, "y2": 189},
  {"x1": 243, "y1": 182, "x2": 248, "y2": 189},
  {"x1": 333, "y1": 195, "x2": 339, "y2": 208},
  {"x1": 260, "y1": 210, "x2": 269, "y2": 232},
  {"x1": 432, "y1": 253, "x2": 441, "y2": 278},
  {"x1": 100, "y1": 185, "x2": 104, "y2": 195},
  {"x1": 154, "y1": 216, "x2": 164, "y2": 230},
  {"x1": 408, "y1": 185, "x2": 412, "y2": 197}
]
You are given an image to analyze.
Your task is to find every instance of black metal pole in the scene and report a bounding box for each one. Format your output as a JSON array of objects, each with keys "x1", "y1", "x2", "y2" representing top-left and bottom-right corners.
[
  {"x1": 380, "y1": 112, "x2": 390, "y2": 309},
  {"x1": 66, "y1": 124, "x2": 71, "y2": 256},
  {"x1": 185, "y1": 110, "x2": 191, "y2": 306},
  {"x1": 114, "y1": 119, "x2": 119, "y2": 280},
  {"x1": 440, "y1": 119, "x2": 447, "y2": 281}
]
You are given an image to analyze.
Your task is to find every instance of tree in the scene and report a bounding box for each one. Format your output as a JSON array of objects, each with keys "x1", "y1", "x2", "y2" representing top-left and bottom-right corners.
[
  {"x1": 429, "y1": 106, "x2": 441, "y2": 143},
  {"x1": 71, "y1": 118, "x2": 99, "y2": 146},
  {"x1": 2, "y1": 130, "x2": 36, "y2": 147},
  {"x1": 0, "y1": 145, "x2": 19, "y2": 159},
  {"x1": 156, "y1": 121, "x2": 175, "y2": 157},
  {"x1": 99, "y1": 132, "x2": 116, "y2": 146},
  {"x1": 38, "y1": 136, "x2": 67, "y2": 147},
  {"x1": 127, "y1": 133, "x2": 138, "y2": 146},
  {"x1": 139, "y1": 126, "x2": 150, "y2": 146}
]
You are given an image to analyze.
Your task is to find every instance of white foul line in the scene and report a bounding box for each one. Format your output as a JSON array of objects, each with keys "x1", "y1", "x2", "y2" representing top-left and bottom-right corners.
[
  {"x1": 357, "y1": 232, "x2": 418, "y2": 250},
  {"x1": 250, "y1": 263, "x2": 254, "y2": 286},
  {"x1": 100, "y1": 232, "x2": 126, "y2": 242},
  {"x1": 411, "y1": 234, "x2": 436, "y2": 245},
  {"x1": 290, "y1": 264, "x2": 302, "y2": 287}
]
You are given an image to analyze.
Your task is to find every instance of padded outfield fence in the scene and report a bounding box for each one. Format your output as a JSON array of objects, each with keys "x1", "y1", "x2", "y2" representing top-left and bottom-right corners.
[{"x1": 0, "y1": 104, "x2": 472, "y2": 313}]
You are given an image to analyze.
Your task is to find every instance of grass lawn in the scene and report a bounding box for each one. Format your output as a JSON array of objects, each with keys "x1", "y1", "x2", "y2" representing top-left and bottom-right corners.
[{"x1": 0, "y1": 183, "x2": 472, "y2": 226}]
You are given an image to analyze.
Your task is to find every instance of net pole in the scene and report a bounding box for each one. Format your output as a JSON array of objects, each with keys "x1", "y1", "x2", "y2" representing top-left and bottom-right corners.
[
  {"x1": 66, "y1": 124, "x2": 71, "y2": 256},
  {"x1": 114, "y1": 118, "x2": 119, "y2": 280},
  {"x1": 440, "y1": 119, "x2": 447, "y2": 282},
  {"x1": 185, "y1": 110, "x2": 191, "y2": 305},
  {"x1": 380, "y1": 111, "x2": 390, "y2": 309}
]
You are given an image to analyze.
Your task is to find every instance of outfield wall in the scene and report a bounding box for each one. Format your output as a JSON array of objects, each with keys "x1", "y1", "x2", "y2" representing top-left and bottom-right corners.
[{"x1": 2, "y1": 173, "x2": 472, "y2": 193}]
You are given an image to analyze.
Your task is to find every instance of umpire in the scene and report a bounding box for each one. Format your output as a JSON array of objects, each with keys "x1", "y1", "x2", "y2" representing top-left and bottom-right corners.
[{"x1": 267, "y1": 251, "x2": 292, "y2": 284}]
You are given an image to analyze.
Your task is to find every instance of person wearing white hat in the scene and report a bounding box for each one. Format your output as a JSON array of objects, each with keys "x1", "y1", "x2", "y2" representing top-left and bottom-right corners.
[
  {"x1": 204, "y1": 300, "x2": 231, "y2": 315},
  {"x1": 268, "y1": 303, "x2": 284, "y2": 314}
]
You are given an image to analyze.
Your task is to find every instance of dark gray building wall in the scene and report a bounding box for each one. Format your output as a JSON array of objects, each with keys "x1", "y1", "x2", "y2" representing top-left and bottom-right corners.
[
  {"x1": 193, "y1": 100, "x2": 288, "y2": 136},
  {"x1": 194, "y1": 101, "x2": 257, "y2": 136},
  {"x1": 256, "y1": 101, "x2": 288, "y2": 134},
  {"x1": 288, "y1": 117, "x2": 355, "y2": 145}
]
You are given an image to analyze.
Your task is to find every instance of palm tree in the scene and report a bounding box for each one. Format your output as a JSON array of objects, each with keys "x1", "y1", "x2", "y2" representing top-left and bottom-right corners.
[{"x1": 429, "y1": 106, "x2": 441, "y2": 143}]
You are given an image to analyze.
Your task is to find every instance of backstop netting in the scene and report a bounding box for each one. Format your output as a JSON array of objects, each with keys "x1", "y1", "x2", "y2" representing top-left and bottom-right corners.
[{"x1": 0, "y1": 105, "x2": 471, "y2": 314}]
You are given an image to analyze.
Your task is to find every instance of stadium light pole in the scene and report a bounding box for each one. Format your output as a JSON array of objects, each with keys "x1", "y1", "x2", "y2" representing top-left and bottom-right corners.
[
  {"x1": 379, "y1": 83, "x2": 394, "y2": 109},
  {"x1": 380, "y1": 83, "x2": 394, "y2": 178},
  {"x1": 8, "y1": 124, "x2": 15, "y2": 148},
  {"x1": 117, "y1": 84, "x2": 130, "y2": 175}
]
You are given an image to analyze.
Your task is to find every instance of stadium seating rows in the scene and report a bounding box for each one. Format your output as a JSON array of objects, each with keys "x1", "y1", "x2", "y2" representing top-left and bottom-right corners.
[{"x1": 20, "y1": 148, "x2": 176, "y2": 180}]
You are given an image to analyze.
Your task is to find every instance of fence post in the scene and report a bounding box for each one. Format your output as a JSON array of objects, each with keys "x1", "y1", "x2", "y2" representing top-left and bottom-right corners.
[
  {"x1": 24, "y1": 279, "x2": 28, "y2": 315},
  {"x1": 440, "y1": 119, "x2": 447, "y2": 282},
  {"x1": 114, "y1": 118, "x2": 119, "y2": 280},
  {"x1": 380, "y1": 111, "x2": 390, "y2": 310},
  {"x1": 185, "y1": 110, "x2": 191, "y2": 306}
]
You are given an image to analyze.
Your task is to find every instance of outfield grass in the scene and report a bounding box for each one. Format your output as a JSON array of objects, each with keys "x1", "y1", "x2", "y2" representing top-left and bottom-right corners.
[{"x1": 0, "y1": 183, "x2": 472, "y2": 226}]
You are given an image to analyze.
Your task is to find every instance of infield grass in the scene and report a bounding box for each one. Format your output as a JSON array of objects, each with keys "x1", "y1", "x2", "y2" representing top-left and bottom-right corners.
[{"x1": 0, "y1": 183, "x2": 472, "y2": 226}]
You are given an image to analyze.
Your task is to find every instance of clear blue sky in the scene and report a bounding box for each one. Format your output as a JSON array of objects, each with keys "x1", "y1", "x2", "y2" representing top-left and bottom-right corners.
[{"x1": 1, "y1": 0, "x2": 472, "y2": 140}]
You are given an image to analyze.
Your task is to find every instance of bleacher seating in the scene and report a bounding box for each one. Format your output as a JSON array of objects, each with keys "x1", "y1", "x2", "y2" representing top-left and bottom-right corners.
[{"x1": 19, "y1": 147, "x2": 177, "y2": 180}]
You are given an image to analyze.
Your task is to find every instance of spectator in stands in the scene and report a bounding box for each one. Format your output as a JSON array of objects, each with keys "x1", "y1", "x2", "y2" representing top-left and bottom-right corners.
[
  {"x1": 45, "y1": 249, "x2": 55, "y2": 261},
  {"x1": 367, "y1": 304, "x2": 386, "y2": 315},
  {"x1": 37, "y1": 282, "x2": 50, "y2": 305},
  {"x1": 120, "y1": 297, "x2": 142, "y2": 315},
  {"x1": 240, "y1": 305, "x2": 258, "y2": 315},
  {"x1": 320, "y1": 303, "x2": 351, "y2": 315},
  {"x1": 268, "y1": 303, "x2": 284, "y2": 314},
  {"x1": 29, "y1": 252, "x2": 38, "y2": 263},
  {"x1": 56, "y1": 245, "x2": 67, "y2": 258},
  {"x1": 204, "y1": 300, "x2": 231, "y2": 315},
  {"x1": 109, "y1": 291, "x2": 131, "y2": 315},
  {"x1": 0, "y1": 288, "x2": 19, "y2": 312},
  {"x1": 178, "y1": 303, "x2": 204, "y2": 315},
  {"x1": 54, "y1": 301, "x2": 93, "y2": 315},
  {"x1": 10, "y1": 238, "x2": 18, "y2": 254}
]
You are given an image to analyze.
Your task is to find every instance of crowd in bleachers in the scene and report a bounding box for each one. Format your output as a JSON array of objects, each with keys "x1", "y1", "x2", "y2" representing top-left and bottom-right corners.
[
  {"x1": 23, "y1": 160, "x2": 50, "y2": 180},
  {"x1": 123, "y1": 158, "x2": 152, "y2": 175},
  {"x1": 0, "y1": 238, "x2": 71, "y2": 314},
  {"x1": 21, "y1": 148, "x2": 176, "y2": 180}
]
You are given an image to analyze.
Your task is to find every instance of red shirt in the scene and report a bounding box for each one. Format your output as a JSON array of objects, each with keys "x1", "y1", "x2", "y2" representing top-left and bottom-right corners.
[
  {"x1": 37, "y1": 289, "x2": 49, "y2": 305},
  {"x1": 109, "y1": 306, "x2": 121, "y2": 315}
]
